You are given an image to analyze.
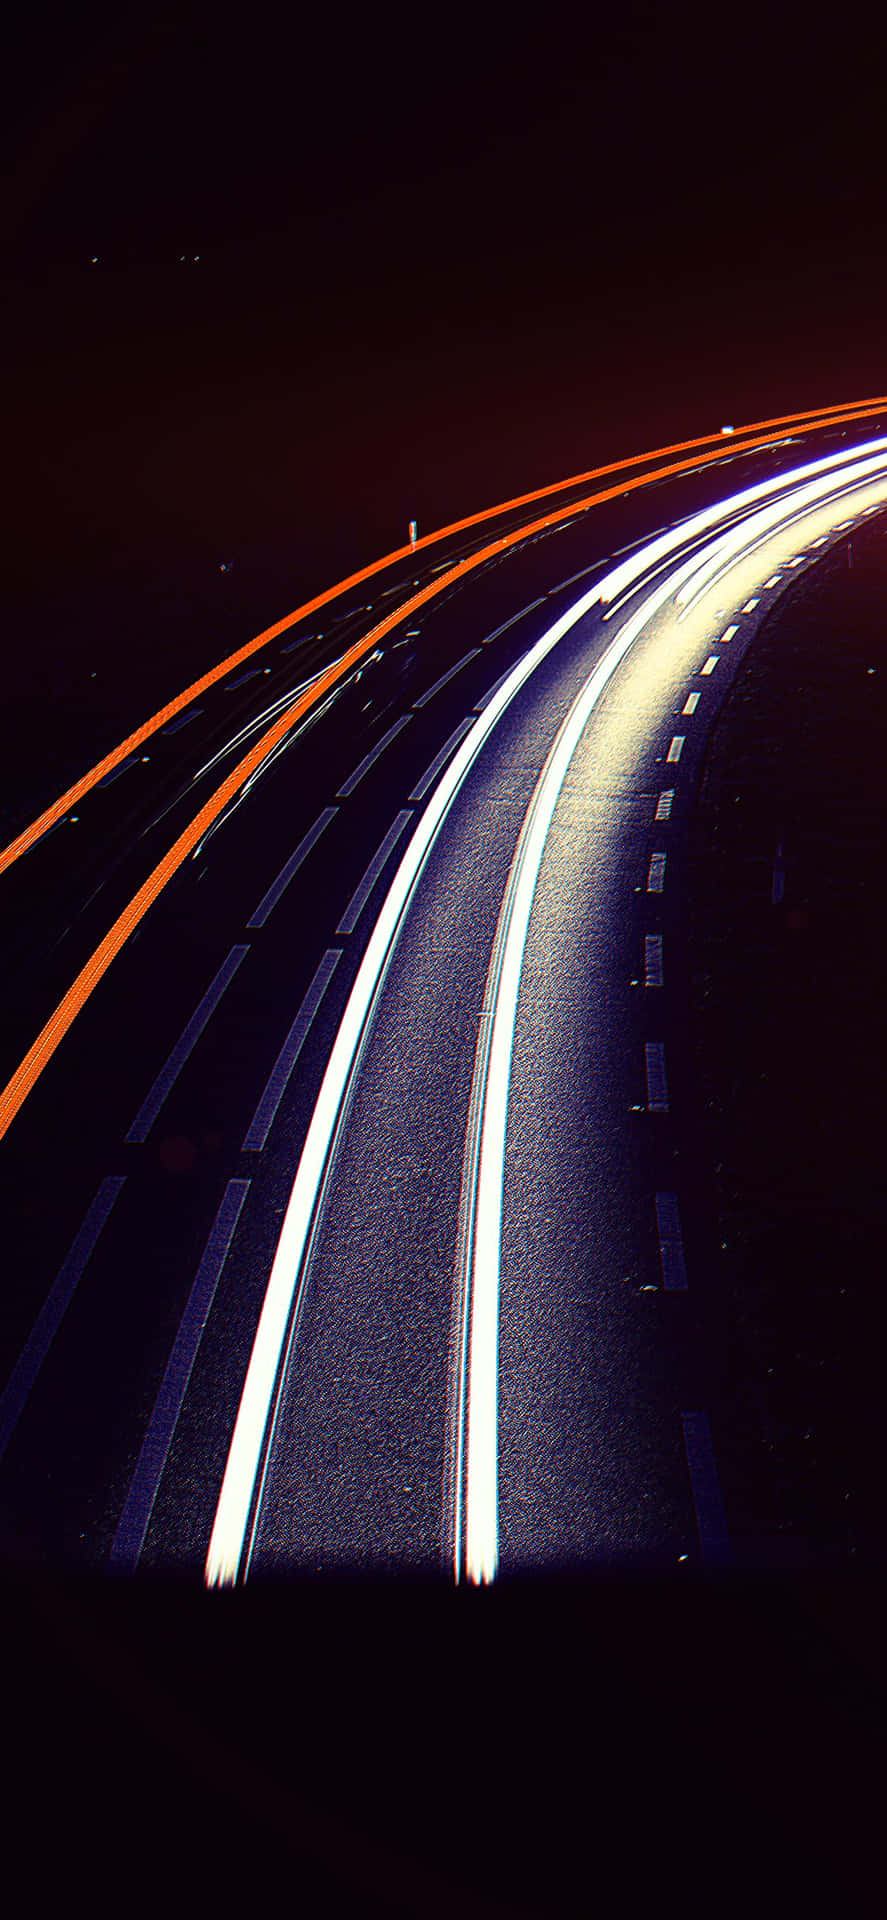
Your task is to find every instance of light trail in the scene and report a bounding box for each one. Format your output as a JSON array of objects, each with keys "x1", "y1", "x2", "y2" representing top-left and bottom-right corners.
[
  {"x1": 206, "y1": 449, "x2": 886, "y2": 1587},
  {"x1": 5, "y1": 433, "x2": 886, "y2": 1152},
  {"x1": 1, "y1": 398, "x2": 885, "y2": 883},
  {"x1": 447, "y1": 458, "x2": 887, "y2": 1580}
]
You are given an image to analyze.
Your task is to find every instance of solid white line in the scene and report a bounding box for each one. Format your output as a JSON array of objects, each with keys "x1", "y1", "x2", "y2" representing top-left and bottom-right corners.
[
  {"x1": 204, "y1": 460, "x2": 887, "y2": 1588},
  {"x1": 204, "y1": 572, "x2": 620, "y2": 1588}
]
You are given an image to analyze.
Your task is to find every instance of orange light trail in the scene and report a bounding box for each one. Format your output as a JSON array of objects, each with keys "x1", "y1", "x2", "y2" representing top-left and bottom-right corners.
[
  {"x1": 0, "y1": 395, "x2": 884, "y2": 884},
  {"x1": 0, "y1": 399, "x2": 885, "y2": 1145}
]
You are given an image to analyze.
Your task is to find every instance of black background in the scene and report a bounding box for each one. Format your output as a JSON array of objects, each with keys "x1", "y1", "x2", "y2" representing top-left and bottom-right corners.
[{"x1": 4, "y1": 6, "x2": 887, "y2": 1909}]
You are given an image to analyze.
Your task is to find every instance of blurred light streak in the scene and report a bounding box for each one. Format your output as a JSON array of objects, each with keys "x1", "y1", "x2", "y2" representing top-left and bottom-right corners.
[{"x1": 1, "y1": 399, "x2": 885, "y2": 882}]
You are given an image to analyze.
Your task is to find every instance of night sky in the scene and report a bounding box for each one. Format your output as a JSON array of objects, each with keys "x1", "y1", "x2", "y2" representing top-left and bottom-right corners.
[{"x1": 4, "y1": 1, "x2": 887, "y2": 745}]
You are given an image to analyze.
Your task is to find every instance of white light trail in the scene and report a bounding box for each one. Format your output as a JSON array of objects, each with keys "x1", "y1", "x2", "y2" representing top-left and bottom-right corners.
[{"x1": 206, "y1": 432, "x2": 887, "y2": 1588}]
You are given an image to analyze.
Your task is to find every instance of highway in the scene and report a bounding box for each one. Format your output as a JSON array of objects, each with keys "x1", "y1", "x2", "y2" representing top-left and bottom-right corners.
[{"x1": 2, "y1": 404, "x2": 886, "y2": 1584}]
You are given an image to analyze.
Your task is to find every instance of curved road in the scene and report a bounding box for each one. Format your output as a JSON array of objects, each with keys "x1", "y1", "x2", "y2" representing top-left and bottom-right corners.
[{"x1": 1, "y1": 413, "x2": 885, "y2": 1583}]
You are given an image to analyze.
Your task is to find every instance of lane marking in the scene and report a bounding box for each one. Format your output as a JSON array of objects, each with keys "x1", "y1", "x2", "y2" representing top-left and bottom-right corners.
[
  {"x1": 225, "y1": 668, "x2": 261, "y2": 690},
  {"x1": 162, "y1": 707, "x2": 204, "y2": 736},
  {"x1": 412, "y1": 649, "x2": 482, "y2": 709},
  {"x1": 646, "y1": 851, "x2": 666, "y2": 892},
  {"x1": 409, "y1": 718, "x2": 475, "y2": 801},
  {"x1": 124, "y1": 946, "x2": 250, "y2": 1144},
  {"x1": 719, "y1": 624, "x2": 739, "y2": 642},
  {"x1": 6, "y1": 445, "x2": 887, "y2": 1151},
  {"x1": 682, "y1": 691, "x2": 701, "y2": 714},
  {"x1": 279, "y1": 631, "x2": 319, "y2": 653},
  {"x1": 740, "y1": 597, "x2": 760, "y2": 612},
  {"x1": 762, "y1": 573, "x2": 782, "y2": 587},
  {"x1": 655, "y1": 1192, "x2": 688, "y2": 1290},
  {"x1": 785, "y1": 556, "x2": 805, "y2": 567},
  {"x1": 336, "y1": 715, "x2": 412, "y2": 797},
  {"x1": 473, "y1": 663, "x2": 524, "y2": 713},
  {"x1": 666, "y1": 735, "x2": 685, "y2": 762},
  {"x1": 108, "y1": 1178, "x2": 251, "y2": 1571},
  {"x1": 681, "y1": 1411, "x2": 731, "y2": 1563},
  {"x1": 810, "y1": 535, "x2": 828, "y2": 546},
  {"x1": 247, "y1": 807, "x2": 338, "y2": 929},
  {"x1": 645, "y1": 1042, "x2": 669, "y2": 1111},
  {"x1": 335, "y1": 811, "x2": 415, "y2": 936},
  {"x1": 482, "y1": 596, "x2": 548, "y2": 642},
  {"x1": 96, "y1": 753, "x2": 140, "y2": 790},
  {"x1": 644, "y1": 935, "x2": 663, "y2": 986},
  {"x1": 3, "y1": 400, "x2": 885, "y2": 884},
  {"x1": 243, "y1": 950, "x2": 343, "y2": 1152},
  {"x1": 208, "y1": 539, "x2": 722, "y2": 1588},
  {"x1": 700, "y1": 656, "x2": 720, "y2": 675},
  {"x1": 0, "y1": 1176, "x2": 126, "y2": 1463},
  {"x1": 655, "y1": 790, "x2": 674, "y2": 821}
]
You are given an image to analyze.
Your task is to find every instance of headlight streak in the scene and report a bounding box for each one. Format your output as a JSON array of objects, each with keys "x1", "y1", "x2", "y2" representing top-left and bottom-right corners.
[
  {"x1": 9, "y1": 434, "x2": 882, "y2": 1158},
  {"x1": 204, "y1": 449, "x2": 887, "y2": 1587},
  {"x1": 448, "y1": 542, "x2": 738, "y2": 1586},
  {"x1": 203, "y1": 579, "x2": 613, "y2": 1589},
  {"x1": 1, "y1": 403, "x2": 885, "y2": 886},
  {"x1": 673, "y1": 453, "x2": 887, "y2": 619},
  {"x1": 450, "y1": 457, "x2": 887, "y2": 1583},
  {"x1": 598, "y1": 435, "x2": 887, "y2": 615},
  {"x1": 671, "y1": 474, "x2": 884, "y2": 622}
]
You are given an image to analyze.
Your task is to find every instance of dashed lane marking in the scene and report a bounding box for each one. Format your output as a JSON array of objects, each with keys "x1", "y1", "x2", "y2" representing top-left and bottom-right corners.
[
  {"x1": 247, "y1": 808, "x2": 339, "y2": 928},
  {"x1": 700, "y1": 656, "x2": 720, "y2": 675},
  {"x1": 412, "y1": 649, "x2": 482, "y2": 708},
  {"x1": 654, "y1": 790, "x2": 674, "y2": 821},
  {"x1": 681, "y1": 1411, "x2": 732, "y2": 1564},
  {"x1": 645, "y1": 1042, "x2": 669, "y2": 1111},
  {"x1": 644, "y1": 935, "x2": 663, "y2": 986},
  {"x1": 336, "y1": 715, "x2": 412, "y2": 797},
  {"x1": 646, "y1": 851, "x2": 666, "y2": 892},
  {"x1": 655, "y1": 1191, "x2": 688, "y2": 1290},
  {"x1": 682, "y1": 692, "x2": 700, "y2": 714},
  {"x1": 409, "y1": 718, "x2": 476, "y2": 800},
  {"x1": 125, "y1": 945, "x2": 250, "y2": 1144},
  {"x1": 666, "y1": 735, "x2": 685, "y2": 762},
  {"x1": 108, "y1": 1178, "x2": 252, "y2": 1571},
  {"x1": 335, "y1": 811, "x2": 414, "y2": 935},
  {"x1": 0, "y1": 1176, "x2": 127, "y2": 1463},
  {"x1": 242, "y1": 949, "x2": 343, "y2": 1152}
]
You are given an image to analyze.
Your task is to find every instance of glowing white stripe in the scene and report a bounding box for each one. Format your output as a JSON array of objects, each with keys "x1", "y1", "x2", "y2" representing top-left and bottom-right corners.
[
  {"x1": 451, "y1": 540, "x2": 735, "y2": 1585},
  {"x1": 204, "y1": 578, "x2": 614, "y2": 1587},
  {"x1": 205, "y1": 434, "x2": 887, "y2": 1588},
  {"x1": 673, "y1": 452, "x2": 887, "y2": 618}
]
